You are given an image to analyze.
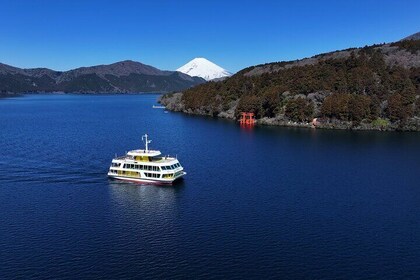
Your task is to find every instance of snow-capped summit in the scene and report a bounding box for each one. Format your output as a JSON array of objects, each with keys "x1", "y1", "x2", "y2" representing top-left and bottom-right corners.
[{"x1": 177, "y1": 58, "x2": 232, "y2": 81}]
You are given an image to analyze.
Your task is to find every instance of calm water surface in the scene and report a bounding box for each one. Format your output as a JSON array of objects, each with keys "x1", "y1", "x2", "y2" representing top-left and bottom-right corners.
[{"x1": 0, "y1": 94, "x2": 419, "y2": 279}]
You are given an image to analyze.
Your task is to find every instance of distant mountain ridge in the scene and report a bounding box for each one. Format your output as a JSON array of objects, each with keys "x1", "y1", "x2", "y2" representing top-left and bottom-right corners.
[
  {"x1": 177, "y1": 58, "x2": 232, "y2": 81},
  {"x1": 0, "y1": 60, "x2": 205, "y2": 94}
]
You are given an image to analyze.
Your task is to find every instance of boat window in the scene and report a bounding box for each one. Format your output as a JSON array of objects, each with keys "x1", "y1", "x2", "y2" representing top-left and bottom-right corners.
[{"x1": 145, "y1": 172, "x2": 158, "y2": 178}]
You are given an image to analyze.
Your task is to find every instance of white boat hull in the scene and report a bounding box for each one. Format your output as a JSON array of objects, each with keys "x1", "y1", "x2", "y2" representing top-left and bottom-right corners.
[{"x1": 108, "y1": 172, "x2": 186, "y2": 185}]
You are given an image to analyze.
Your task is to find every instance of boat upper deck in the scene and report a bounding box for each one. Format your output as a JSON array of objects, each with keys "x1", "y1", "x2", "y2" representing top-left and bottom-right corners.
[
  {"x1": 127, "y1": 149, "x2": 161, "y2": 157},
  {"x1": 113, "y1": 134, "x2": 179, "y2": 165},
  {"x1": 114, "y1": 154, "x2": 177, "y2": 164}
]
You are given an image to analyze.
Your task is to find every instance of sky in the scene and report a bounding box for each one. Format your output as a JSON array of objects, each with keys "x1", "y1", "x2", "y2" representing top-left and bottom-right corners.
[{"x1": 0, "y1": 0, "x2": 419, "y2": 73}]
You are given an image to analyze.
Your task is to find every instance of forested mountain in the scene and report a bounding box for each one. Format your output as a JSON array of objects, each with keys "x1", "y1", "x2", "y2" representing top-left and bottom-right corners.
[
  {"x1": 161, "y1": 36, "x2": 420, "y2": 131},
  {"x1": 0, "y1": 60, "x2": 205, "y2": 94}
]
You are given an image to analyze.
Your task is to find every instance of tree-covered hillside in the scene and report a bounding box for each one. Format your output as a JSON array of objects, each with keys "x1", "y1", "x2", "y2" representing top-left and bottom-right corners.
[{"x1": 162, "y1": 39, "x2": 420, "y2": 130}]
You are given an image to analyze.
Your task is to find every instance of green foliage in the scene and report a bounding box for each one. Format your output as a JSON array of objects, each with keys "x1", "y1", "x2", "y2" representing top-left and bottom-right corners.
[
  {"x1": 321, "y1": 93, "x2": 373, "y2": 123},
  {"x1": 236, "y1": 95, "x2": 261, "y2": 117},
  {"x1": 371, "y1": 118, "x2": 390, "y2": 128},
  {"x1": 285, "y1": 98, "x2": 314, "y2": 122},
  {"x1": 387, "y1": 93, "x2": 413, "y2": 121},
  {"x1": 321, "y1": 93, "x2": 351, "y2": 120},
  {"x1": 348, "y1": 95, "x2": 372, "y2": 123},
  {"x1": 181, "y1": 44, "x2": 419, "y2": 123}
]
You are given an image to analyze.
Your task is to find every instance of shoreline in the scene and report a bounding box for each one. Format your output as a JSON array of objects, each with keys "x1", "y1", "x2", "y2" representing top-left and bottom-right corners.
[{"x1": 159, "y1": 93, "x2": 420, "y2": 132}]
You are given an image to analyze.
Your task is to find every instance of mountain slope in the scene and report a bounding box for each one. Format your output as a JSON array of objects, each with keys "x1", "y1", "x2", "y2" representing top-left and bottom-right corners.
[
  {"x1": 161, "y1": 34, "x2": 420, "y2": 131},
  {"x1": 0, "y1": 60, "x2": 205, "y2": 94},
  {"x1": 402, "y1": 32, "x2": 420, "y2": 41},
  {"x1": 177, "y1": 58, "x2": 231, "y2": 81}
]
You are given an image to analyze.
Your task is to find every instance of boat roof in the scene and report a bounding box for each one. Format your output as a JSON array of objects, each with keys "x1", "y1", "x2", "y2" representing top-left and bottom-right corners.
[
  {"x1": 127, "y1": 149, "x2": 161, "y2": 157},
  {"x1": 114, "y1": 154, "x2": 177, "y2": 164}
]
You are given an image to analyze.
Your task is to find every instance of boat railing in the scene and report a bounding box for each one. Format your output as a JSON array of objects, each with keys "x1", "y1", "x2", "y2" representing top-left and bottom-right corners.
[{"x1": 115, "y1": 155, "x2": 133, "y2": 160}]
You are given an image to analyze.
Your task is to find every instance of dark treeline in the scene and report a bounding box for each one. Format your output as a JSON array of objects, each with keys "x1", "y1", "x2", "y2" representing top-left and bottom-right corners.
[{"x1": 180, "y1": 40, "x2": 420, "y2": 126}]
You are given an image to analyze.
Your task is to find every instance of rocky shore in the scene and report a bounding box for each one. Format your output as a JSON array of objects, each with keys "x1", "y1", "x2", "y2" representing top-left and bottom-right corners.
[{"x1": 159, "y1": 93, "x2": 420, "y2": 132}]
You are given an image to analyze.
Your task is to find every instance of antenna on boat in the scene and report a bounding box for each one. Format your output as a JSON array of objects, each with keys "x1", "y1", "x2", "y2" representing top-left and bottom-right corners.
[{"x1": 142, "y1": 134, "x2": 152, "y2": 152}]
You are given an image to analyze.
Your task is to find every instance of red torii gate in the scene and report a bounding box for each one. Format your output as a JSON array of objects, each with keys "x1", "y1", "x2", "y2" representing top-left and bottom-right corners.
[{"x1": 239, "y1": 112, "x2": 256, "y2": 125}]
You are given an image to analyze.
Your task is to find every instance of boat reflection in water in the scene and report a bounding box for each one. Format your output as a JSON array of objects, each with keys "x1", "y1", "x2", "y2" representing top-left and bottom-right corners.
[
  {"x1": 108, "y1": 180, "x2": 185, "y2": 209},
  {"x1": 107, "y1": 180, "x2": 185, "y2": 223}
]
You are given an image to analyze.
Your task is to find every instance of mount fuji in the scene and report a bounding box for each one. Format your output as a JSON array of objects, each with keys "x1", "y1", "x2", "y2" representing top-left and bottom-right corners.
[{"x1": 177, "y1": 58, "x2": 232, "y2": 81}]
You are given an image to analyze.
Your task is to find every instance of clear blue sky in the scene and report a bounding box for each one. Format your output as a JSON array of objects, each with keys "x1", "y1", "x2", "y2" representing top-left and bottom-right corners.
[{"x1": 0, "y1": 0, "x2": 419, "y2": 73}]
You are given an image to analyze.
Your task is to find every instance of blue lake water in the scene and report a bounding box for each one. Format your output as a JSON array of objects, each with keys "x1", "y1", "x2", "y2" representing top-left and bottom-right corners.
[{"x1": 0, "y1": 94, "x2": 420, "y2": 279}]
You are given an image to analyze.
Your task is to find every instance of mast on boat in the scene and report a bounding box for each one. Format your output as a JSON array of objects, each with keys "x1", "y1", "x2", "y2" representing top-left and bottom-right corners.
[{"x1": 142, "y1": 134, "x2": 152, "y2": 152}]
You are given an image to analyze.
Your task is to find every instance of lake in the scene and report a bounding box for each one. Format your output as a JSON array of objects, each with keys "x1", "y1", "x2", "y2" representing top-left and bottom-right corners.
[{"x1": 1, "y1": 94, "x2": 419, "y2": 279}]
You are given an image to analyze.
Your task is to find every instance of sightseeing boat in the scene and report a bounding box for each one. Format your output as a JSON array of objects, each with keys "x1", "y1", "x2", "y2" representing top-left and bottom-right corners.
[{"x1": 108, "y1": 134, "x2": 186, "y2": 185}]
